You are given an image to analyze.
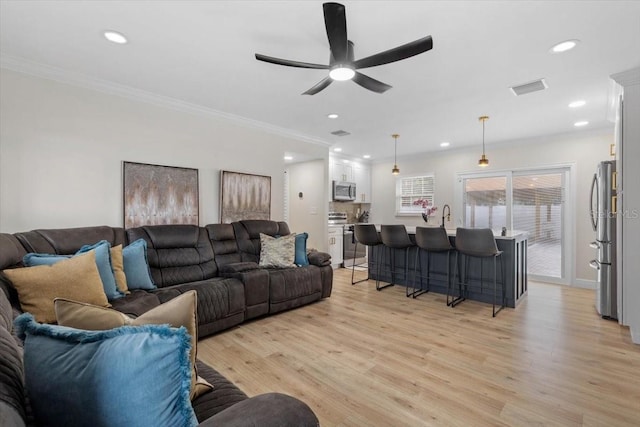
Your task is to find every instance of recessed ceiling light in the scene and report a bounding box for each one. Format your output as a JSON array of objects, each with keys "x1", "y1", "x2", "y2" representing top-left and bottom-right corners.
[
  {"x1": 333, "y1": 148, "x2": 342, "y2": 152},
  {"x1": 103, "y1": 30, "x2": 128, "y2": 44},
  {"x1": 363, "y1": 155, "x2": 371, "y2": 159},
  {"x1": 569, "y1": 100, "x2": 586, "y2": 108},
  {"x1": 327, "y1": 113, "x2": 339, "y2": 119},
  {"x1": 440, "y1": 142, "x2": 450, "y2": 147},
  {"x1": 550, "y1": 39, "x2": 579, "y2": 53},
  {"x1": 284, "y1": 155, "x2": 293, "y2": 160},
  {"x1": 574, "y1": 120, "x2": 589, "y2": 127}
]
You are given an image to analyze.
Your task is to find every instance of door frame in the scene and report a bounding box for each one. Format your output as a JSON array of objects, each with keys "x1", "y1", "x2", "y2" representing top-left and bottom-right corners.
[{"x1": 455, "y1": 163, "x2": 576, "y2": 285}]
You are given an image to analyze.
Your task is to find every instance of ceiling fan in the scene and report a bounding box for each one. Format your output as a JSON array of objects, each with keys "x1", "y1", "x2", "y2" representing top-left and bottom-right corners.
[{"x1": 255, "y1": 2, "x2": 433, "y2": 95}]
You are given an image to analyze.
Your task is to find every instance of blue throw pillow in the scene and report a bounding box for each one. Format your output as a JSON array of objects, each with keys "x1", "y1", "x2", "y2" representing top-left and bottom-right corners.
[
  {"x1": 14, "y1": 313, "x2": 198, "y2": 427},
  {"x1": 122, "y1": 239, "x2": 156, "y2": 290},
  {"x1": 295, "y1": 232, "x2": 309, "y2": 266},
  {"x1": 76, "y1": 240, "x2": 124, "y2": 300},
  {"x1": 23, "y1": 253, "x2": 71, "y2": 266}
]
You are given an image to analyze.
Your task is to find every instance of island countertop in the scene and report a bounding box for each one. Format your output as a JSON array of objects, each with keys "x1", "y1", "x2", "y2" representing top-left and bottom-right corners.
[{"x1": 371, "y1": 225, "x2": 528, "y2": 240}]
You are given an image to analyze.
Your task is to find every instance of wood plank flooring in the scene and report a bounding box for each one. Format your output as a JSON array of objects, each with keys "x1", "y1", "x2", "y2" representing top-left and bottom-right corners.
[{"x1": 198, "y1": 269, "x2": 640, "y2": 426}]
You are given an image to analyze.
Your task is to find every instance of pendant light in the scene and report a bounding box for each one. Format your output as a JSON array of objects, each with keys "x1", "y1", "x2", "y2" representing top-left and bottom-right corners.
[
  {"x1": 391, "y1": 134, "x2": 400, "y2": 175},
  {"x1": 478, "y1": 116, "x2": 489, "y2": 167}
]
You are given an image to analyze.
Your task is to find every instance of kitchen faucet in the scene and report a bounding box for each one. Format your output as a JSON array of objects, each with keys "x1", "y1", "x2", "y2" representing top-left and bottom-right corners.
[{"x1": 441, "y1": 204, "x2": 451, "y2": 228}]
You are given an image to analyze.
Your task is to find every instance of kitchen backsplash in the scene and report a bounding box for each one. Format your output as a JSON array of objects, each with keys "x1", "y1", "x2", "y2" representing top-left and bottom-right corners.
[{"x1": 328, "y1": 202, "x2": 370, "y2": 223}]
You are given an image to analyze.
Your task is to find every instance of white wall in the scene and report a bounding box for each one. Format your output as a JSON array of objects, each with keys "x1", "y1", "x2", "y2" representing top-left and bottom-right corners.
[
  {"x1": 370, "y1": 129, "x2": 613, "y2": 283},
  {"x1": 286, "y1": 159, "x2": 328, "y2": 251},
  {"x1": 0, "y1": 69, "x2": 329, "y2": 250}
]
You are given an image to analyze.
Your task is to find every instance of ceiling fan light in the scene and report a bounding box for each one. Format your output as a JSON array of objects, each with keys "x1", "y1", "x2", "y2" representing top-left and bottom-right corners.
[{"x1": 329, "y1": 65, "x2": 355, "y2": 81}]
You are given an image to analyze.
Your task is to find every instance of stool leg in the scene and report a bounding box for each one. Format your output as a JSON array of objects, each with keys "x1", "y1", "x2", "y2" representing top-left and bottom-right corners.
[
  {"x1": 376, "y1": 245, "x2": 394, "y2": 291},
  {"x1": 492, "y1": 254, "x2": 506, "y2": 317},
  {"x1": 408, "y1": 247, "x2": 420, "y2": 297},
  {"x1": 351, "y1": 241, "x2": 369, "y2": 285},
  {"x1": 448, "y1": 251, "x2": 465, "y2": 307},
  {"x1": 412, "y1": 249, "x2": 428, "y2": 299}
]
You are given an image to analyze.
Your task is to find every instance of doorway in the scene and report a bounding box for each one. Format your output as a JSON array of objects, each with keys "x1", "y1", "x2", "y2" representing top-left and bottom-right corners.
[{"x1": 459, "y1": 166, "x2": 572, "y2": 284}]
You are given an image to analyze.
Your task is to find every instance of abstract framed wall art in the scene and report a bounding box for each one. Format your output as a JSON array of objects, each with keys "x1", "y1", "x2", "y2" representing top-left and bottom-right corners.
[
  {"x1": 220, "y1": 170, "x2": 271, "y2": 223},
  {"x1": 123, "y1": 161, "x2": 199, "y2": 228}
]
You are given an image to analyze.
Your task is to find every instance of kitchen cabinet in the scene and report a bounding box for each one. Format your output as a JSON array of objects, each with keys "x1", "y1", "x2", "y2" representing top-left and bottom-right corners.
[
  {"x1": 330, "y1": 158, "x2": 354, "y2": 183},
  {"x1": 352, "y1": 162, "x2": 371, "y2": 203},
  {"x1": 328, "y1": 226, "x2": 343, "y2": 268}
]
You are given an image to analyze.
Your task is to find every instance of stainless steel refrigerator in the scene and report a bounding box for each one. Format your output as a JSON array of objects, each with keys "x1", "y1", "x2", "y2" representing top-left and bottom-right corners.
[{"x1": 589, "y1": 160, "x2": 617, "y2": 319}]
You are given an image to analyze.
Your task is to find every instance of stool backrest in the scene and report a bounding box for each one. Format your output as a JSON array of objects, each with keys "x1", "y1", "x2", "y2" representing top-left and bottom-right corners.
[
  {"x1": 455, "y1": 228, "x2": 499, "y2": 257},
  {"x1": 415, "y1": 227, "x2": 453, "y2": 252},
  {"x1": 354, "y1": 224, "x2": 381, "y2": 246},
  {"x1": 380, "y1": 225, "x2": 413, "y2": 249}
]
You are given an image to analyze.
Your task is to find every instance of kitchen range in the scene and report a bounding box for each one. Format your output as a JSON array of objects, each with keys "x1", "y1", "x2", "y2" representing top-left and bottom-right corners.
[{"x1": 328, "y1": 212, "x2": 366, "y2": 268}]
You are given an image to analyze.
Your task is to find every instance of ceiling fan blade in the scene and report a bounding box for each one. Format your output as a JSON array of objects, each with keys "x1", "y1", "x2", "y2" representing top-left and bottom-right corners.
[
  {"x1": 323, "y1": 2, "x2": 348, "y2": 62},
  {"x1": 353, "y1": 35, "x2": 433, "y2": 69},
  {"x1": 352, "y1": 72, "x2": 392, "y2": 93},
  {"x1": 302, "y1": 76, "x2": 333, "y2": 95},
  {"x1": 255, "y1": 53, "x2": 329, "y2": 69}
]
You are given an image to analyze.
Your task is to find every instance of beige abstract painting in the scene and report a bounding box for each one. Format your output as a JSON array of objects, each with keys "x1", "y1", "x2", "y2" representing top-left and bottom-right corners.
[
  {"x1": 123, "y1": 162, "x2": 199, "y2": 228},
  {"x1": 220, "y1": 171, "x2": 271, "y2": 223}
]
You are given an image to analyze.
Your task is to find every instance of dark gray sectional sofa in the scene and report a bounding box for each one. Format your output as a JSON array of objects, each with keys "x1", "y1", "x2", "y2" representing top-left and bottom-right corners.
[{"x1": 0, "y1": 220, "x2": 330, "y2": 426}]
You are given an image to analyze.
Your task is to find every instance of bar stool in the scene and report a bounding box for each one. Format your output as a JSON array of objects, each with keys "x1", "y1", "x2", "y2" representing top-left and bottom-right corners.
[
  {"x1": 410, "y1": 226, "x2": 454, "y2": 299},
  {"x1": 351, "y1": 224, "x2": 384, "y2": 285},
  {"x1": 380, "y1": 225, "x2": 415, "y2": 294},
  {"x1": 450, "y1": 228, "x2": 506, "y2": 317}
]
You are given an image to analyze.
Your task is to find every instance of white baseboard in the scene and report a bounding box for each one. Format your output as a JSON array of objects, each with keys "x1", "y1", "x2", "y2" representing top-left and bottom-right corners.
[
  {"x1": 630, "y1": 326, "x2": 640, "y2": 345},
  {"x1": 573, "y1": 279, "x2": 596, "y2": 289}
]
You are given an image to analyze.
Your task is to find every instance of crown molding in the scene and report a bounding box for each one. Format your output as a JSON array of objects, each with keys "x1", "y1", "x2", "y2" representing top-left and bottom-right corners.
[
  {"x1": 0, "y1": 54, "x2": 332, "y2": 147},
  {"x1": 611, "y1": 67, "x2": 640, "y2": 87}
]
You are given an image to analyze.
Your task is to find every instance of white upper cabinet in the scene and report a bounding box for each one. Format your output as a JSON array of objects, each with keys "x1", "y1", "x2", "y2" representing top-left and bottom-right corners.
[
  {"x1": 330, "y1": 158, "x2": 354, "y2": 183},
  {"x1": 352, "y1": 162, "x2": 371, "y2": 203}
]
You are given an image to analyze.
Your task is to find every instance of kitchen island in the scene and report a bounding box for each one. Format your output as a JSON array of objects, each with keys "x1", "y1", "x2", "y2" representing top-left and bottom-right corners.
[{"x1": 367, "y1": 226, "x2": 528, "y2": 308}]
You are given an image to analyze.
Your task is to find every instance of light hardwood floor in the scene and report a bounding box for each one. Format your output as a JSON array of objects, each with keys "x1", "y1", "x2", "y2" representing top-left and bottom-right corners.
[{"x1": 199, "y1": 269, "x2": 640, "y2": 426}]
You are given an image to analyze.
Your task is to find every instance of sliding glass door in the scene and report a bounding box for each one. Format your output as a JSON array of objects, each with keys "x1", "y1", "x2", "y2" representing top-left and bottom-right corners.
[{"x1": 459, "y1": 167, "x2": 571, "y2": 284}]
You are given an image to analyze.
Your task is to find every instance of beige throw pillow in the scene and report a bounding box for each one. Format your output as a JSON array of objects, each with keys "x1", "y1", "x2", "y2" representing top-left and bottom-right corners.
[
  {"x1": 110, "y1": 245, "x2": 129, "y2": 294},
  {"x1": 54, "y1": 290, "x2": 212, "y2": 400},
  {"x1": 259, "y1": 233, "x2": 296, "y2": 268},
  {"x1": 3, "y1": 251, "x2": 109, "y2": 324}
]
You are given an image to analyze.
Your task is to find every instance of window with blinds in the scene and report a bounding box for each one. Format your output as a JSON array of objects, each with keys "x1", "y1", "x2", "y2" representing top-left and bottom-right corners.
[{"x1": 396, "y1": 174, "x2": 435, "y2": 214}]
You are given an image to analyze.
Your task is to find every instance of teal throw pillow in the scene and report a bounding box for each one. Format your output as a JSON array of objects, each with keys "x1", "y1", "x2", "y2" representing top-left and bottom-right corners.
[
  {"x1": 122, "y1": 239, "x2": 156, "y2": 290},
  {"x1": 14, "y1": 313, "x2": 198, "y2": 427},
  {"x1": 76, "y1": 240, "x2": 124, "y2": 300},
  {"x1": 23, "y1": 253, "x2": 71, "y2": 266},
  {"x1": 295, "y1": 232, "x2": 309, "y2": 266}
]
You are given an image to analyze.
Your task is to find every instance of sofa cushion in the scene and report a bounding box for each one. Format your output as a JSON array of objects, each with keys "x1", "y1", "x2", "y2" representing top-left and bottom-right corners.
[
  {"x1": 54, "y1": 291, "x2": 213, "y2": 400},
  {"x1": 268, "y1": 266, "x2": 323, "y2": 312},
  {"x1": 0, "y1": 322, "x2": 26, "y2": 426},
  {"x1": 192, "y1": 360, "x2": 248, "y2": 422},
  {"x1": 152, "y1": 277, "x2": 245, "y2": 338},
  {"x1": 14, "y1": 226, "x2": 125, "y2": 255},
  {"x1": 206, "y1": 224, "x2": 242, "y2": 269},
  {"x1": 122, "y1": 239, "x2": 156, "y2": 290},
  {"x1": 127, "y1": 225, "x2": 217, "y2": 288},
  {"x1": 3, "y1": 252, "x2": 109, "y2": 323},
  {"x1": 15, "y1": 314, "x2": 198, "y2": 427},
  {"x1": 259, "y1": 233, "x2": 296, "y2": 268}
]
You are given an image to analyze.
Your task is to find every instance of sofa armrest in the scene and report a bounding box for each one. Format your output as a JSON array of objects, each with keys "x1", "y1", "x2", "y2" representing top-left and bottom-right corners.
[
  {"x1": 198, "y1": 393, "x2": 319, "y2": 427},
  {"x1": 307, "y1": 250, "x2": 331, "y2": 267},
  {"x1": 219, "y1": 262, "x2": 260, "y2": 274}
]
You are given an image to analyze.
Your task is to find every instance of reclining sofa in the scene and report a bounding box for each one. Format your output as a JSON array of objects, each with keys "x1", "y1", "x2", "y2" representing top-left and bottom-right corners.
[{"x1": 0, "y1": 220, "x2": 331, "y2": 426}]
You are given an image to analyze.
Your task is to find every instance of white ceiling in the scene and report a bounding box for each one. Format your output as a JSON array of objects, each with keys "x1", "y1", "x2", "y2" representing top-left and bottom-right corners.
[{"x1": 1, "y1": 1, "x2": 639, "y2": 162}]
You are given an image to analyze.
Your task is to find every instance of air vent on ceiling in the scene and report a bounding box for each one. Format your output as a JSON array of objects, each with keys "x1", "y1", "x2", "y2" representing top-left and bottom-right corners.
[
  {"x1": 510, "y1": 78, "x2": 548, "y2": 96},
  {"x1": 331, "y1": 130, "x2": 351, "y2": 137}
]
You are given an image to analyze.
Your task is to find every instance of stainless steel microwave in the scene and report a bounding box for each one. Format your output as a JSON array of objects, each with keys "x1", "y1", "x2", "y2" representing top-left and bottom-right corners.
[{"x1": 333, "y1": 181, "x2": 356, "y2": 201}]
